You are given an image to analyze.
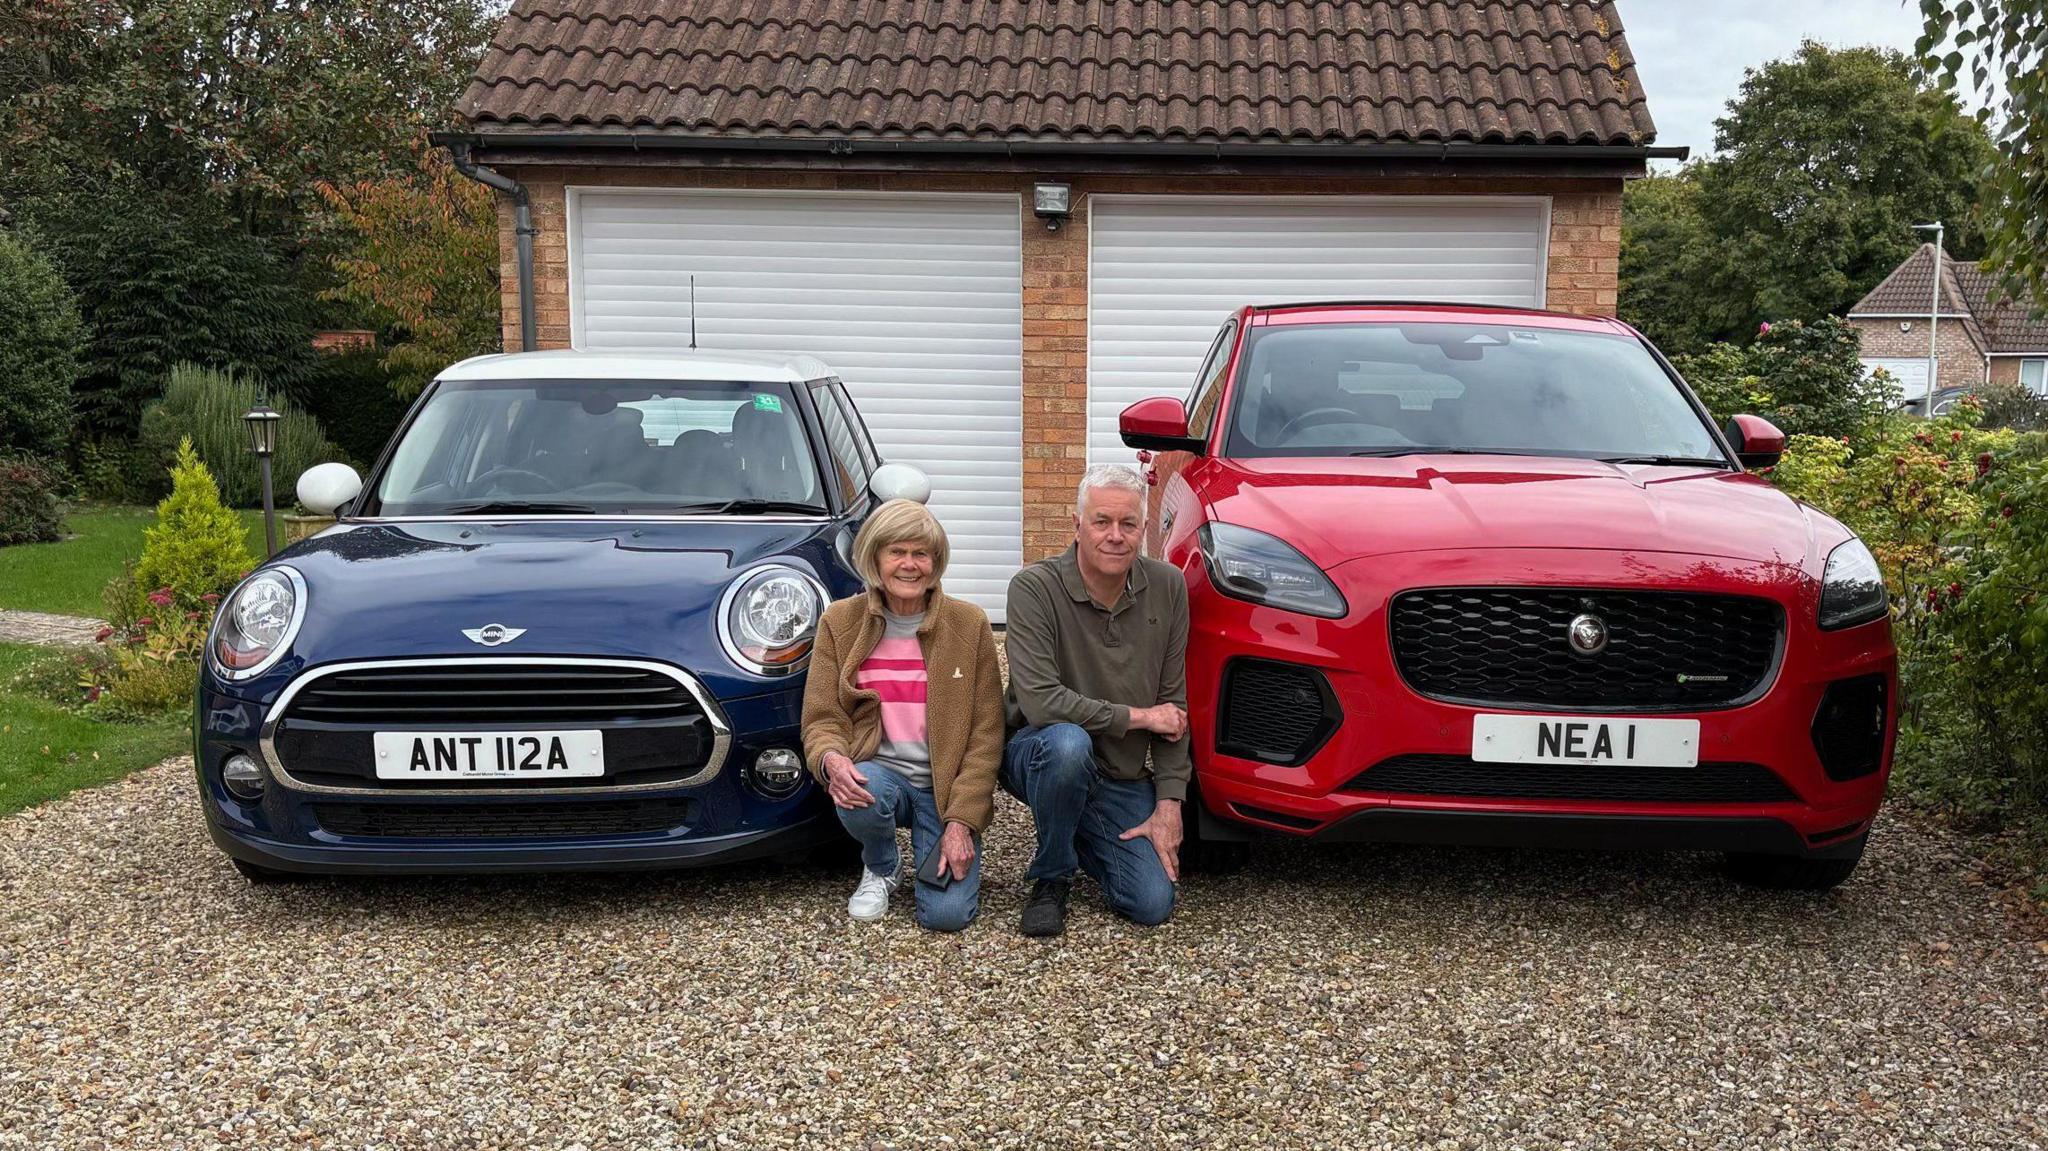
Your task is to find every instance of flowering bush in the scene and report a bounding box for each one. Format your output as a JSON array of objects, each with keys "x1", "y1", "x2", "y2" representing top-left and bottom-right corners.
[{"x1": 73, "y1": 589, "x2": 212, "y2": 720}]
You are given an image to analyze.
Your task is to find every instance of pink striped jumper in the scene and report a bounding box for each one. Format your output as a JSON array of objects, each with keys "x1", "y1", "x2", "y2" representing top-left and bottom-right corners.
[{"x1": 853, "y1": 609, "x2": 931, "y2": 787}]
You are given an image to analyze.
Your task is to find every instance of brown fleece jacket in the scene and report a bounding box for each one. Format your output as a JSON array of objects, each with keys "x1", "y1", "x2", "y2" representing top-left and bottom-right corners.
[{"x1": 799, "y1": 588, "x2": 1005, "y2": 833}]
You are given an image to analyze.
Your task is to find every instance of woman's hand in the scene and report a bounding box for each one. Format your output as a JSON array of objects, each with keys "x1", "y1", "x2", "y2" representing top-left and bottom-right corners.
[
  {"x1": 937, "y1": 821, "x2": 977, "y2": 881},
  {"x1": 823, "y1": 753, "x2": 874, "y2": 809}
]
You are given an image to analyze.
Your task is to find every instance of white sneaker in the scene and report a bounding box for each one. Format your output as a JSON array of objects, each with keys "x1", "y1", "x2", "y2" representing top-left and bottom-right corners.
[{"x1": 847, "y1": 867, "x2": 900, "y2": 922}]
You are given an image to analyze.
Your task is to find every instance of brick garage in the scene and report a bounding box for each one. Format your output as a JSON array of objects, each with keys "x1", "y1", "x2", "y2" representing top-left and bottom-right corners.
[{"x1": 453, "y1": 1, "x2": 1670, "y2": 608}]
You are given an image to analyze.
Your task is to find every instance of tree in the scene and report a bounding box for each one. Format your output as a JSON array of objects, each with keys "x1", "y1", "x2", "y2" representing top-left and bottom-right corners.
[
  {"x1": 317, "y1": 145, "x2": 501, "y2": 397},
  {"x1": 1619, "y1": 170, "x2": 1711, "y2": 354},
  {"x1": 1921, "y1": 1, "x2": 2048, "y2": 315},
  {"x1": 0, "y1": 228, "x2": 86, "y2": 457},
  {"x1": 1620, "y1": 43, "x2": 1996, "y2": 348}
]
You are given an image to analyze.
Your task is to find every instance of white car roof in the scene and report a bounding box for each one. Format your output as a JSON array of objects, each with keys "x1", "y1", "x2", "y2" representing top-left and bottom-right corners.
[{"x1": 437, "y1": 349, "x2": 837, "y2": 385}]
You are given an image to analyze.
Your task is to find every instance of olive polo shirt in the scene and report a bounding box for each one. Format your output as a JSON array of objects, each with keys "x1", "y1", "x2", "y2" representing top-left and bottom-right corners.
[{"x1": 1003, "y1": 545, "x2": 1191, "y2": 802}]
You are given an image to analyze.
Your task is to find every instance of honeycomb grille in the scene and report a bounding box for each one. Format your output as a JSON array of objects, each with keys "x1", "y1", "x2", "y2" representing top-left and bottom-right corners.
[
  {"x1": 1391, "y1": 588, "x2": 1782, "y2": 710},
  {"x1": 1216, "y1": 660, "x2": 1337, "y2": 765},
  {"x1": 1343, "y1": 755, "x2": 1798, "y2": 804}
]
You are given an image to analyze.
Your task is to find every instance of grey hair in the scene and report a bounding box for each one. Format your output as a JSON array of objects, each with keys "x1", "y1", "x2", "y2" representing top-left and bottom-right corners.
[{"x1": 1076, "y1": 463, "x2": 1147, "y2": 517}]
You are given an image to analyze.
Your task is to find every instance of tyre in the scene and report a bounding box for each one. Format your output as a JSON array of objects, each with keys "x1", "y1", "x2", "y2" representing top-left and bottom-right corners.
[
  {"x1": 232, "y1": 858, "x2": 313, "y2": 885},
  {"x1": 1724, "y1": 833, "x2": 1867, "y2": 892}
]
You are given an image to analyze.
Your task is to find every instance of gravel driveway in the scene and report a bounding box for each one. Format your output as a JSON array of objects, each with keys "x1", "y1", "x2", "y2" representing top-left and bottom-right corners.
[{"x1": 2, "y1": 760, "x2": 2044, "y2": 1150}]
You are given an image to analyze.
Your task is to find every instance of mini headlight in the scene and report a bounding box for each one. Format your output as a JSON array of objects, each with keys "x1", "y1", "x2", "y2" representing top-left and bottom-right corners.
[
  {"x1": 1197, "y1": 522, "x2": 1348, "y2": 619},
  {"x1": 718, "y1": 565, "x2": 825, "y2": 675},
  {"x1": 1818, "y1": 538, "x2": 1888, "y2": 630},
  {"x1": 210, "y1": 567, "x2": 306, "y2": 680}
]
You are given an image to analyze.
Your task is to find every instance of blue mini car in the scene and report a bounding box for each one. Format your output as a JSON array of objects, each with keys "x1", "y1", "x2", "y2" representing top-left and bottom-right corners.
[{"x1": 195, "y1": 351, "x2": 930, "y2": 881}]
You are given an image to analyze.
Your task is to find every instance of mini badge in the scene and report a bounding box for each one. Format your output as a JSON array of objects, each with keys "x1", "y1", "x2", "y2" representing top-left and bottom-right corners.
[{"x1": 462, "y1": 623, "x2": 526, "y2": 647}]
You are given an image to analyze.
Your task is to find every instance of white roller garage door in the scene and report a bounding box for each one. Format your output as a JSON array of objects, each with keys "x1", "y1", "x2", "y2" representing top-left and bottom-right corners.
[
  {"x1": 1861, "y1": 358, "x2": 1931, "y2": 404},
  {"x1": 1087, "y1": 196, "x2": 1550, "y2": 467},
  {"x1": 569, "y1": 189, "x2": 1024, "y2": 615}
]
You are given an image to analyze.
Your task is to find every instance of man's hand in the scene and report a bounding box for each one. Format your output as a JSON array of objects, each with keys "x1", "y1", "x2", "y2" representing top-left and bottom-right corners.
[
  {"x1": 822, "y1": 752, "x2": 874, "y2": 809},
  {"x1": 1131, "y1": 703, "x2": 1189, "y2": 742},
  {"x1": 1119, "y1": 799, "x2": 1184, "y2": 882},
  {"x1": 936, "y1": 821, "x2": 977, "y2": 881}
]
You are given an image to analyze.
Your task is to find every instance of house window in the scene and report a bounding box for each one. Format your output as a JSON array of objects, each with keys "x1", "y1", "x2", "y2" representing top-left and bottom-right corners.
[{"x1": 2022, "y1": 359, "x2": 2047, "y2": 396}]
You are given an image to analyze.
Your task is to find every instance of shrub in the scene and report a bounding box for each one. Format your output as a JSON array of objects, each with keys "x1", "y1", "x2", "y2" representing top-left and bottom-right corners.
[
  {"x1": 1675, "y1": 316, "x2": 1893, "y2": 442},
  {"x1": 126, "y1": 438, "x2": 254, "y2": 621},
  {"x1": 138, "y1": 364, "x2": 345, "y2": 507},
  {"x1": 78, "y1": 602, "x2": 210, "y2": 721},
  {"x1": 17, "y1": 182, "x2": 315, "y2": 439},
  {"x1": 0, "y1": 229, "x2": 85, "y2": 457},
  {"x1": 302, "y1": 350, "x2": 411, "y2": 466},
  {"x1": 0, "y1": 454, "x2": 65, "y2": 545},
  {"x1": 72, "y1": 436, "x2": 170, "y2": 505},
  {"x1": 1969, "y1": 381, "x2": 2048, "y2": 433}
]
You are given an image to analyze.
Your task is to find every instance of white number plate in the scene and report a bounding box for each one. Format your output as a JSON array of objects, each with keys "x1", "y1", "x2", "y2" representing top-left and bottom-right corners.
[
  {"x1": 1472, "y1": 714, "x2": 1700, "y2": 768},
  {"x1": 373, "y1": 730, "x2": 605, "y2": 780}
]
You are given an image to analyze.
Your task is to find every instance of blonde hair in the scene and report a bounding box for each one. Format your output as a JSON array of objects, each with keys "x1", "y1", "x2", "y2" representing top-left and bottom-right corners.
[{"x1": 851, "y1": 499, "x2": 949, "y2": 591}]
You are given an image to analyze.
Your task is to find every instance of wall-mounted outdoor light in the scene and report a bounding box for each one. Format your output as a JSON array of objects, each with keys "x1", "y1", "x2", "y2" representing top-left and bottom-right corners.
[{"x1": 1033, "y1": 182, "x2": 1072, "y2": 231}]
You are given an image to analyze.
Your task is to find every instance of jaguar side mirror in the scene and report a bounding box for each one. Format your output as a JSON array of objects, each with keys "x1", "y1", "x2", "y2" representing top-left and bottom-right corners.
[
  {"x1": 1724, "y1": 414, "x2": 1786, "y2": 471},
  {"x1": 1119, "y1": 396, "x2": 1205, "y2": 455}
]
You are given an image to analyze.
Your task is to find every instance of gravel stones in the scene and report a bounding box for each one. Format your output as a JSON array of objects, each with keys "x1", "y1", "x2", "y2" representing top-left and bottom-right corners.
[{"x1": 2, "y1": 760, "x2": 2044, "y2": 1149}]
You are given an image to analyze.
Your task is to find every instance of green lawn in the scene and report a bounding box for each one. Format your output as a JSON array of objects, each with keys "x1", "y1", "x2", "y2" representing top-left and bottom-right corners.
[
  {"x1": 0, "y1": 644, "x2": 188, "y2": 817},
  {"x1": 0, "y1": 506, "x2": 266, "y2": 618}
]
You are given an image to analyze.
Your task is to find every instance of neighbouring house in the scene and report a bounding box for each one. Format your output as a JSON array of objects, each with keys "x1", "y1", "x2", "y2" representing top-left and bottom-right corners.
[
  {"x1": 311, "y1": 329, "x2": 376, "y2": 355},
  {"x1": 451, "y1": 0, "x2": 1677, "y2": 614},
  {"x1": 1847, "y1": 243, "x2": 2048, "y2": 411}
]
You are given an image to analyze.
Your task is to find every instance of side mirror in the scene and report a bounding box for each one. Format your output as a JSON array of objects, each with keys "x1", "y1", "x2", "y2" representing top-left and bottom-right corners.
[
  {"x1": 1119, "y1": 396, "x2": 1206, "y2": 455},
  {"x1": 297, "y1": 462, "x2": 363, "y2": 516},
  {"x1": 868, "y1": 463, "x2": 931, "y2": 505},
  {"x1": 1724, "y1": 414, "x2": 1786, "y2": 470}
]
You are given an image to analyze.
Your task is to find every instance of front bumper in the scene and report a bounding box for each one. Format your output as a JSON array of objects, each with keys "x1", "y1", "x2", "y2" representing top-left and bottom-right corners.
[
  {"x1": 1185, "y1": 549, "x2": 1898, "y2": 858},
  {"x1": 195, "y1": 659, "x2": 836, "y2": 875}
]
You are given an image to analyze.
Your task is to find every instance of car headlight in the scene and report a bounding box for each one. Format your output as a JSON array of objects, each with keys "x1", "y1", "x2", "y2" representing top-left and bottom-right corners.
[
  {"x1": 718, "y1": 564, "x2": 826, "y2": 675},
  {"x1": 210, "y1": 567, "x2": 307, "y2": 680},
  {"x1": 1196, "y1": 522, "x2": 1348, "y2": 619},
  {"x1": 1818, "y1": 538, "x2": 1888, "y2": 630}
]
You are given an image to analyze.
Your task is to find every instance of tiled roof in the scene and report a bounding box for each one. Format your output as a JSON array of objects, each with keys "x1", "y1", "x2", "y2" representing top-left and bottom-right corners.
[
  {"x1": 459, "y1": 0, "x2": 1659, "y2": 147},
  {"x1": 1851, "y1": 244, "x2": 2048, "y2": 354}
]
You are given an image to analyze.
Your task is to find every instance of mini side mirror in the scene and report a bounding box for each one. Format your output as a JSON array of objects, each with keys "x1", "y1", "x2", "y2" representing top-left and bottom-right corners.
[
  {"x1": 1724, "y1": 414, "x2": 1786, "y2": 471},
  {"x1": 297, "y1": 462, "x2": 363, "y2": 516},
  {"x1": 868, "y1": 463, "x2": 932, "y2": 505},
  {"x1": 1119, "y1": 396, "x2": 1206, "y2": 455}
]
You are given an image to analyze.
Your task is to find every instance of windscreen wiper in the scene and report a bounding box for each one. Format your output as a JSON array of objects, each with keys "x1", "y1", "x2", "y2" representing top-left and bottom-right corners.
[
  {"x1": 1598, "y1": 455, "x2": 1732, "y2": 468},
  {"x1": 669, "y1": 499, "x2": 827, "y2": 515},
  {"x1": 438, "y1": 500, "x2": 599, "y2": 515},
  {"x1": 1347, "y1": 447, "x2": 1518, "y2": 457}
]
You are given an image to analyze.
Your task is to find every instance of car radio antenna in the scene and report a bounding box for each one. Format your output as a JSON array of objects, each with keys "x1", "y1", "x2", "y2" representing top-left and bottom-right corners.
[{"x1": 689, "y1": 275, "x2": 698, "y2": 349}]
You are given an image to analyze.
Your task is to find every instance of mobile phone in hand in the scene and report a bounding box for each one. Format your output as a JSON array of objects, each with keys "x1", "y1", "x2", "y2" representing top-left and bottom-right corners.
[{"x1": 916, "y1": 848, "x2": 954, "y2": 889}]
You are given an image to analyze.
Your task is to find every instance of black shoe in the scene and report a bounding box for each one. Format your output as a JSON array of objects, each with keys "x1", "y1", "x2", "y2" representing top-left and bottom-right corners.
[{"x1": 1019, "y1": 879, "x2": 1072, "y2": 938}]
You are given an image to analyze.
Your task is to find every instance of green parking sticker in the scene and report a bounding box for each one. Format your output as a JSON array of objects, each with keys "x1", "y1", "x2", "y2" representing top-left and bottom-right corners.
[{"x1": 753, "y1": 394, "x2": 783, "y2": 413}]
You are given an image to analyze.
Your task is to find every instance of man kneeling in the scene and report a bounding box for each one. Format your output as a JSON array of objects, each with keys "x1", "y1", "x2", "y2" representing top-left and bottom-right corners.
[{"x1": 1002, "y1": 464, "x2": 1190, "y2": 937}]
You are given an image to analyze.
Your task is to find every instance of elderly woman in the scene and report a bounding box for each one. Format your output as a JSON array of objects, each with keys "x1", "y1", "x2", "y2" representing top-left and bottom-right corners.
[{"x1": 801, "y1": 499, "x2": 1004, "y2": 930}]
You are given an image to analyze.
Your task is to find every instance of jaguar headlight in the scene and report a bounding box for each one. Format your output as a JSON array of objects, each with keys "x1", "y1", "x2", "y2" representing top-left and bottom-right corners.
[
  {"x1": 1197, "y1": 522, "x2": 1348, "y2": 619},
  {"x1": 210, "y1": 567, "x2": 306, "y2": 680},
  {"x1": 719, "y1": 565, "x2": 826, "y2": 675},
  {"x1": 1818, "y1": 538, "x2": 1888, "y2": 630}
]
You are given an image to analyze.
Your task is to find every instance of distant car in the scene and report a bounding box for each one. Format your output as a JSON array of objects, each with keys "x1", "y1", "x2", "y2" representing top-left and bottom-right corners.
[
  {"x1": 1123, "y1": 302, "x2": 1897, "y2": 890},
  {"x1": 196, "y1": 351, "x2": 927, "y2": 880}
]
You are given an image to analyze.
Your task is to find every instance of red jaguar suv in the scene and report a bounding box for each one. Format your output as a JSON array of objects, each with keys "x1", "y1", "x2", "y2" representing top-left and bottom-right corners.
[{"x1": 1120, "y1": 303, "x2": 1895, "y2": 890}]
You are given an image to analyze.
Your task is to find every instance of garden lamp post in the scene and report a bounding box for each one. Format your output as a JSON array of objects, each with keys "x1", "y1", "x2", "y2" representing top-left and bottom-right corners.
[
  {"x1": 243, "y1": 405, "x2": 281, "y2": 557},
  {"x1": 1913, "y1": 221, "x2": 1944, "y2": 411}
]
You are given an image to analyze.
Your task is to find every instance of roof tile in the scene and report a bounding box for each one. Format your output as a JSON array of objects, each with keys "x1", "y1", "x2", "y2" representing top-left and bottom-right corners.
[{"x1": 460, "y1": 0, "x2": 1659, "y2": 145}]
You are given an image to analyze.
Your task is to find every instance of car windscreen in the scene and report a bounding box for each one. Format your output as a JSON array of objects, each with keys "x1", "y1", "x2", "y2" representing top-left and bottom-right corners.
[
  {"x1": 372, "y1": 379, "x2": 826, "y2": 515},
  {"x1": 1223, "y1": 322, "x2": 1727, "y2": 464}
]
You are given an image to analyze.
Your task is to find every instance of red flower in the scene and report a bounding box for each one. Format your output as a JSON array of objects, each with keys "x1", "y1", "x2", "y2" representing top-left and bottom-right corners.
[
  {"x1": 85, "y1": 686, "x2": 100, "y2": 703},
  {"x1": 185, "y1": 611, "x2": 201, "y2": 622},
  {"x1": 1948, "y1": 582, "x2": 1963, "y2": 600},
  {"x1": 201, "y1": 593, "x2": 221, "y2": 604},
  {"x1": 1977, "y1": 453, "x2": 1994, "y2": 477},
  {"x1": 2003, "y1": 505, "x2": 2017, "y2": 519},
  {"x1": 93, "y1": 627, "x2": 114, "y2": 643},
  {"x1": 136, "y1": 617, "x2": 154, "y2": 629},
  {"x1": 1759, "y1": 322, "x2": 1773, "y2": 335},
  {"x1": 1950, "y1": 431, "x2": 1963, "y2": 443},
  {"x1": 1926, "y1": 588, "x2": 1939, "y2": 607},
  {"x1": 146, "y1": 589, "x2": 174, "y2": 608}
]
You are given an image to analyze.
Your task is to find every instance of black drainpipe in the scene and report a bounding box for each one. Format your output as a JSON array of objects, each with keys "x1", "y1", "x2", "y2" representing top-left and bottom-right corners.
[{"x1": 440, "y1": 136, "x2": 536, "y2": 352}]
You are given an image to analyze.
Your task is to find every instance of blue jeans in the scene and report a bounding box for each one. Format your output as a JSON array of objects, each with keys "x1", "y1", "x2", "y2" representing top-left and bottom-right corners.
[
  {"x1": 1000, "y1": 723, "x2": 1176, "y2": 926},
  {"x1": 833, "y1": 761, "x2": 980, "y2": 932}
]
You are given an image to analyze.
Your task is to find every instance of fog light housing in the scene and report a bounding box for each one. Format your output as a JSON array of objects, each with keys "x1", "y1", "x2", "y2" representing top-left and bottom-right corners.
[
  {"x1": 1812, "y1": 675, "x2": 1888, "y2": 781},
  {"x1": 749, "y1": 748, "x2": 805, "y2": 797},
  {"x1": 221, "y1": 753, "x2": 266, "y2": 801}
]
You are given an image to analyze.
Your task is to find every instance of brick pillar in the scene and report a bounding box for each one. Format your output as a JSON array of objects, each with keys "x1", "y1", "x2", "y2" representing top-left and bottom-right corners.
[
  {"x1": 1546, "y1": 191, "x2": 1622, "y2": 315},
  {"x1": 1019, "y1": 191, "x2": 1090, "y2": 562}
]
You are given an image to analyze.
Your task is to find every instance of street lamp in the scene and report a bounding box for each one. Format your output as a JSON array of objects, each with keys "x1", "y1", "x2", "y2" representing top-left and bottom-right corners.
[
  {"x1": 1913, "y1": 222, "x2": 1944, "y2": 412},
  {"x1": 243, "y1": 404, "x2": 281, "y2": 557}
]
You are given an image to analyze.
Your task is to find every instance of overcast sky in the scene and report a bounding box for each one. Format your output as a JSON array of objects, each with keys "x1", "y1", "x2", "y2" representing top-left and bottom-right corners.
[{"x1": 1621, "y1": 0, "x2": 1941, "y2": 159}]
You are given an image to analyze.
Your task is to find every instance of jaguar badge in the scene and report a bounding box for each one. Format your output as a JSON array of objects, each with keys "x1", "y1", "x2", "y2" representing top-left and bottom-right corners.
[
  {"x1": 1567, "y1": 613, "x2": 1608, "y2": 655},
  {"x1": 462, "y1": 623, "x2": 526, "y2": 647}
]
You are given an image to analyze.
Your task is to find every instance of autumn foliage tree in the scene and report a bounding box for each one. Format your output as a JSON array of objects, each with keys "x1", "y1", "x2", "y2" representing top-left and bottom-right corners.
[{"x1": 318, "y1": 146, "x2": 501, "y2": 397}]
